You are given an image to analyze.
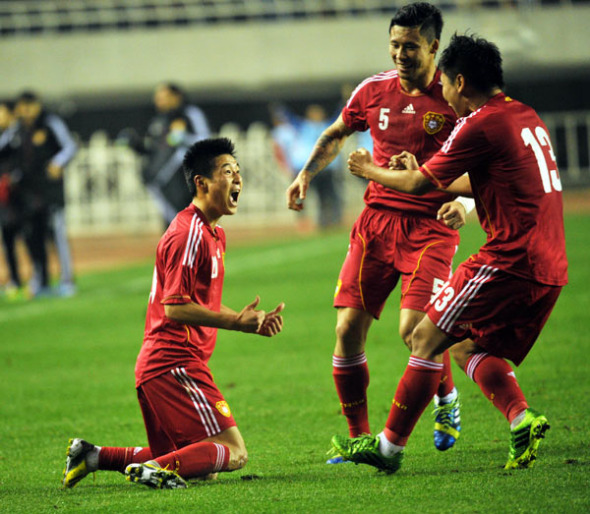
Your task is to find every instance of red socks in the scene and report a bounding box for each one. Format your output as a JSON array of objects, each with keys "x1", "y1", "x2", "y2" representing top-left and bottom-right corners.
[
  {"x1": 466, "y1": 353, "x2": 528, "y2": 423},
  {"x1": 333, "y1": 353, "x2": 370, "y2": 436},
  {"x1": 437, "y1": 350, "x2": 455, "y2": 398},
  {"x1": 98, "y1": 442, "x2": 230, "y2": 479},
  {"x1": 98, "y1": 446, "x2": 153, "y2": 472},
  {"x1": 155, "y1": 442, "x2": 230, "y2": 478},
  {"x1": 383, "y1": 356, "x2": 443, "y2": 446}
]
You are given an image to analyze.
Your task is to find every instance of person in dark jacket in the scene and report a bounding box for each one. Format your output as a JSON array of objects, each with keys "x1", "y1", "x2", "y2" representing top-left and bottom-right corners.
[
  {"x1": 120, "y1": 83, "x2": 211, "y2": 228},
  {"x1": 0, "y1": 91, "x2": 78, "y2": 297}
]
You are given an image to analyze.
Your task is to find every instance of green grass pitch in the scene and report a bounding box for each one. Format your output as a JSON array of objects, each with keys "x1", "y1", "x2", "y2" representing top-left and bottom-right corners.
[{"x1": 0, "y1": 214, "x2": 589, "y2": 513}]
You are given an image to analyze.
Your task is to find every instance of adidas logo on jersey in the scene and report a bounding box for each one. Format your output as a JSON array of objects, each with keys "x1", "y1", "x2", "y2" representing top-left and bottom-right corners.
[{"x1": 402, "y1": 104, "x2": 416, "y2": 114}]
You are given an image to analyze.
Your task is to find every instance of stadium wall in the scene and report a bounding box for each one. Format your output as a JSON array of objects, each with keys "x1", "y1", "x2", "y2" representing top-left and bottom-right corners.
[{"x1": 1, "y1": 6, "x2": 589, "y2": 101}]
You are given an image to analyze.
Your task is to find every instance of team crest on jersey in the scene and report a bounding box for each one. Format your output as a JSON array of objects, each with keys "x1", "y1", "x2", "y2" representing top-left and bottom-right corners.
[
  {"x1": 32, "y1": 129, "x2": 47, "y2": 146},
  {"x1": 423, "y1": 112, "x2": 445, "y2": 135},
  {"x1": 215, "y1": 401, "x2": 232, "y2": 418}
]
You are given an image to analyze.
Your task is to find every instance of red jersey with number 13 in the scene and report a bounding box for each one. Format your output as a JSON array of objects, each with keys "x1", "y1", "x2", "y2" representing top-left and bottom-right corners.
[
  {"x1": 342, "y1": 69, "x2": 458, "y2": 217},
  {"x1": 135, "y1": 204, "x2": 226, "y2": 387},
  {"x1": 421, "y1": 93, "x2": 568, "y2": 286}
]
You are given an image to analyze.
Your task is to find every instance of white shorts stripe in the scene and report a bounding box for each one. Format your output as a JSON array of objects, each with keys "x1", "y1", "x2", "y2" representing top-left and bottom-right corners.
[
  {"x1": 171, "y1": 367, "x2": 212, "y2": 437},
  {"x1": 466, "y1": 352, "x2": 489, "y2": 381},
  {"x1": 438, "y1": 265, "x2": 498, "y2": 332},
  {"x1": 171, "y1": 367, "x2": 221, "y2": 437},
  {"x1": 181, "y1": 368, "x2": 221, "y2": 434}
]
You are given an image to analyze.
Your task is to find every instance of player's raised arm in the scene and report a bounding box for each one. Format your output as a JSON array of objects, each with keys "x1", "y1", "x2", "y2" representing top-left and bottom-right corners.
[{"x1": 286, "y1": 114, "x2": 354, "y2": 211}]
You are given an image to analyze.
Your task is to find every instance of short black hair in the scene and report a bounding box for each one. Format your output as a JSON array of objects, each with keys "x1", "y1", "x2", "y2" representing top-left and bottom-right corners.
[
  {"x1": 439, "y1": 33, "x2": 504, "y2": 93},
  {"x1": 16, "y1": 90, "x2": 40, "y2": 104},
  {"x1": 182, "y1": 137, "x2": 236, "y2": 196},
  {"x1": 389, "y1": 2, "x2": 443, "y2": 42}
]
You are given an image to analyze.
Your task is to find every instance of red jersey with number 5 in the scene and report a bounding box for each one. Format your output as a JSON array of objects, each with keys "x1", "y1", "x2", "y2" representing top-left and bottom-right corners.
[
  {"x1": 421, "y1": 93, "x2": 568, "y2": 286},
  {"x1": 135, "y1": 204, "x2": 226, "y2": 387},
  {"x1": 342, "y1": 69, "x2": 458, "y2": 216}
]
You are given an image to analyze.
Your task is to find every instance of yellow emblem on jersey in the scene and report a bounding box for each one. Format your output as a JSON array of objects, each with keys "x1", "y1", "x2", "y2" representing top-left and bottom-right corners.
[
  {"x1": 423, "y1": 111, "x2": 445, "y2": 135},
  {"x1": 216, "y1": 401, "x2": 232, "y2": 418},
  {"x1": 334, "y1": 279, "x2": 342, "y2": 298},
  {"x1": 32, "y1": 129, "x2": 47, "y2": 146}
]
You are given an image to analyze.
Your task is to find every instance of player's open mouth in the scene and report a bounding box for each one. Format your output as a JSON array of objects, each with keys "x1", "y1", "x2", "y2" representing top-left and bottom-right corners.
[{"x1": 229, "y1": 190, "x2": 240, "y2": 206}]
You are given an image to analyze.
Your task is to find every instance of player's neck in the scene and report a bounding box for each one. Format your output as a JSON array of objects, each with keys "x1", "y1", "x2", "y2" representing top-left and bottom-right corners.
[
  {"x1": 192, "y1": 199, "x2": 220, "y2": 228},
  {"x1": 467, "y1": 88, "x2": 503, "y2": 113},
  {"x1": 399, "y1": 66, "x2": 437, "y2": 95}
]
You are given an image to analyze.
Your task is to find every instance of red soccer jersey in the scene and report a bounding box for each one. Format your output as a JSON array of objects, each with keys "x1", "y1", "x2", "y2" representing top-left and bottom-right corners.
[
  {"x1": 421, "y1": 93, "x2": 568, "y2": 286},
  {"x1": 135, "y1": 204, "x2": 226, "y2": 387},
  {"x1": 342, "y1": 69, "x2": 458, "y2": 216}
]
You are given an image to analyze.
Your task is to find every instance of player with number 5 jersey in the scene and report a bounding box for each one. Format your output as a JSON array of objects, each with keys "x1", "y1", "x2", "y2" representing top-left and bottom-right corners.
[
  {"x1": 287, "y1": 2, "x2": 475, "y2": 457},
  {"x1": 337, "y1": 33, "x2": 567, "y2": 474}
]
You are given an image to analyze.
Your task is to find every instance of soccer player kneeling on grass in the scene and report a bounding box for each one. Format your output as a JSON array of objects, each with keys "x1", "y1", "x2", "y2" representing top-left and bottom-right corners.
[
  {"x1": 63, "y1": 138, "x2": 285, "y2": 489},
  {"x1": 330, "y1": 34, "x2": 567, "y2": 473}
]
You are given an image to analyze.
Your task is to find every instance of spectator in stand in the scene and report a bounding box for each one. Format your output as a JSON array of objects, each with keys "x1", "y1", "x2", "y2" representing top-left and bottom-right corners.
[
  {"x1": 119, "y1": 83, "x2": 211, "y2": 228},
  {"x1": 271, "y1": 103, "x2": 343, "y2": 230},
  {"x1": 0, "y1": 99, "x2": 25, "y2": 299}
]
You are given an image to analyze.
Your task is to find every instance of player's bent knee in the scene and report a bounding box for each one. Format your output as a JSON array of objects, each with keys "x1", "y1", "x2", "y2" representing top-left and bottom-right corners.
[{"x1": 227, "y1": 448, "x2": 248, "y2": 470}]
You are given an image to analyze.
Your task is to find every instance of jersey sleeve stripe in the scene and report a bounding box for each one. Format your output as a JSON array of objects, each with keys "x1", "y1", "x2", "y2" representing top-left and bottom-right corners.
[
  {"x1": 420, "y1": 164, "x2": 443, "y2": 189},
  {"x1": 187, "y1": 221, "x2": 204, "y2": 268},
  {"x1": 182, "y1": 215, "x2": 204, "y2": 269},
  {"x1": 182, "y1": 214, "x2": 198, "y2": 266}
]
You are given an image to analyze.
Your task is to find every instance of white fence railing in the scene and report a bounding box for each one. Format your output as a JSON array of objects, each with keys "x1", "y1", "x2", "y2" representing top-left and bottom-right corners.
[{"x1": 64, "y1": 111, "x2": 589, "y2": 236}]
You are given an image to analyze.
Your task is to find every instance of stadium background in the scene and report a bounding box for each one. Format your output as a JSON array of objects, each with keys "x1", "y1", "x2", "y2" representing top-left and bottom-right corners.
[
  {"x1": 1, "y1": 0, "x2": 589, "y2": 279},
  {"x1": 1, "y1": 2, "x2": 589, "y2": 512}
]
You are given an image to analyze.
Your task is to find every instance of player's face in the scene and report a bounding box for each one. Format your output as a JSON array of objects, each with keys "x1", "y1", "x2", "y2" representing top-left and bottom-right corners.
[
  {"x1": 205, "y1": 154, "x2": 242, "y2": 217},
  {"x1": 389, "y1": 25, "x2": 437, "y2": 85},
  {"x1": 441, "y1": 72, "x2": 469, "y2": 117}
]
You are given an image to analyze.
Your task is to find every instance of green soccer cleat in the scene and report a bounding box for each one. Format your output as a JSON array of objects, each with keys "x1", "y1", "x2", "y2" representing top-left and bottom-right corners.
[
  {"x1": 330, "y1": 434, "x2": 403, "y2": 474},
  {"x1": 504, "y1": 408, "x2": 550, "y2": 470},
  {"x1": 125, "y1": 461, "x2": 188, "y2": 489},
  {"x1": 433, "y1": 395, "x2": 461, "y2": 451},
  {"x1": 62, "y1": 438, "x2": 98, "y2": 488}
]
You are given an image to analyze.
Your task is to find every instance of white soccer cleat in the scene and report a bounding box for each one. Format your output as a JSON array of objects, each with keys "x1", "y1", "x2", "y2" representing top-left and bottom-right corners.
[
  {"x1": 125, "y1": 461, "x2": 188, "y2": 489},
  {"x1": 62, "y1": 438, "x2": 98, "y2": 488}
]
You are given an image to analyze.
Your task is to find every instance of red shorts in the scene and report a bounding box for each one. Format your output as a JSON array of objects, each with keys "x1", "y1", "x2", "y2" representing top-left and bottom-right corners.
[
  {"x1": 333, "y1": 207, "x2": 459, "y2": 318},
  {"x1": 137, "y1": 364, "x2": 236, "y2": 457},
  {"x1": 426, "y1": 258, "x2": 562, "y2": 365}
]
